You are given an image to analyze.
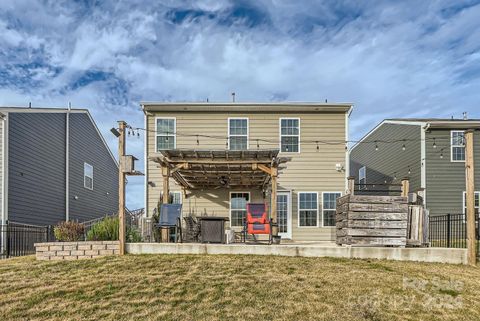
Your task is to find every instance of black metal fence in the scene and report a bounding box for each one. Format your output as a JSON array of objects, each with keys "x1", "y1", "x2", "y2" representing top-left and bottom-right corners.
[
  {"x1": 0, "y1": 221, "x2": 52, "y2": 259},
  {"x1": 429, "y1": 213, "x2": 479, "y2": 249}
]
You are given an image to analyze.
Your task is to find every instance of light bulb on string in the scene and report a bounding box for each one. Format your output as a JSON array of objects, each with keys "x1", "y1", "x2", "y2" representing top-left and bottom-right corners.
[
  {"x1": 375, "y1": 142, "x2": 379, "y2": 151},
  {"x1": 316, "y1": 141, "x2": 319, "y2": 151},
  {"x1": 408, "y1": 167, "x2": 411, "y2": 175},
  {"x1": 285, "y1": 145, "x2": 289, "y2": 152},
  {"x1": 402, "y1": 142, "x2": 406, "y2": 151},
  {"x1": 256, "y1": 139, "x2": 260, "y2": 149},
  {"x1": 433, "y1": 138, "x2": 437, "y2": 149}
]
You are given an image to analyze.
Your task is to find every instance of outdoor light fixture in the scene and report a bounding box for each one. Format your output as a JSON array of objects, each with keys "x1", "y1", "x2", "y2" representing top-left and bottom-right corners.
[{"x1": 110, "y1": 127, "x2": 120, "y2": 137}]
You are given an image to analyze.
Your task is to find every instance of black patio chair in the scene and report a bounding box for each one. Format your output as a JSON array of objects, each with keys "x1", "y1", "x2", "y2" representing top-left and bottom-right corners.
[
  {"x1": 183, "y1": 216, "x2": 201, "y2": 242},
  {"x1": 155, "y1": 204, "x2": 183, "y2": 243}
]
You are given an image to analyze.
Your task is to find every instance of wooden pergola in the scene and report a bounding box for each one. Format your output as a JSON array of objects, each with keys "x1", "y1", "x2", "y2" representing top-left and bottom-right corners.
[{"x1": 150, "y1": 149, "x2": 289, "y2": 236}]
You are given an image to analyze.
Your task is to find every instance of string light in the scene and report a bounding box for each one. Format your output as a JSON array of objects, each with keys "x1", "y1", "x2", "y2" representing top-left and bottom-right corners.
[
  {"x1": 316, "y1": 141, "x2": 319, "y2": 151},
  {"x1": 375, "y1": 141, "x2": 379, "y2": 151},
  {"x1": 196, "y1": 135, "x2": 199, "y2": 145},
  {"x1": 433, "y1": 138, "x2": 437, "y2": 149},
  {"x1": 402, "y1": 140, "x2": 406, "y2": 151},
  {"x1": 256, "y1": 139, "x2": 260, "y2": 149},
  {"x1": 408, "y1": 167, "x2": 411, "y2": 175}
]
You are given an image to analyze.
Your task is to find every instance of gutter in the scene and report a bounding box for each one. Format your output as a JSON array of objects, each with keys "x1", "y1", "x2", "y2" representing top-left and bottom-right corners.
[{"x1": 65, "y1": 106, "x2": 70, "y2": 221}]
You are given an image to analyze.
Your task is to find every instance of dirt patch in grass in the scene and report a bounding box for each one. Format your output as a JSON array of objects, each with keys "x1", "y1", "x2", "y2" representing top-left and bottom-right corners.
[{"x1": 0, "y1": 255, "x2": 479, "y2": 321}]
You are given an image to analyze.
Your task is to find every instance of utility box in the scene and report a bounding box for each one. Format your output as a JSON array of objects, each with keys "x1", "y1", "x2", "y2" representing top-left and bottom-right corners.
[{"x1": 120, "y1": 155, "x2": 138, "y2": 174}]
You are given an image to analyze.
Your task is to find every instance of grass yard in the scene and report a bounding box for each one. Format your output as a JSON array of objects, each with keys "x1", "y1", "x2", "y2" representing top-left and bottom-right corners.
[{"x1": 1, "y1": 255, "x2": 480, "y2": 321}]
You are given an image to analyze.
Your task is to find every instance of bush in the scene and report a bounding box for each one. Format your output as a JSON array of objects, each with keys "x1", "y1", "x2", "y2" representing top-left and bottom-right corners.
[
  {"x1": 86, "y1": 216, "x2": 142, "y2": 242},
  {"x1": 86, "y1": 216, "x2": 119, "y2": 241},
  {"x1": 54, "y1": 221, "x2": 85, "y2": 241}
]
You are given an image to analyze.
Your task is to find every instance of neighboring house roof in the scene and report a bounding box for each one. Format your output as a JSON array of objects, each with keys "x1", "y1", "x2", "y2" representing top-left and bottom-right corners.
[
  {"x1": 0, "y1": 107, "x2": 118, "y2": 166},
  {"x1": 141, "y1": 102, "x2": 354, "y2": 113},
  {"x1": 351, "y1": 118, "x2": 480, "y2": 151}
]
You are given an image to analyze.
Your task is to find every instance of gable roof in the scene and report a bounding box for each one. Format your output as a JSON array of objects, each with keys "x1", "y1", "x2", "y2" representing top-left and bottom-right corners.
[
  {"x1": 0, "y1": 107, "x2": 117, "y2": 166},
  {"x1": 141, "y1": 102, "x2": 353, "y2": 113},
  {"x1": 351, "y1": 118, "x2": 480, "y2": 152}
]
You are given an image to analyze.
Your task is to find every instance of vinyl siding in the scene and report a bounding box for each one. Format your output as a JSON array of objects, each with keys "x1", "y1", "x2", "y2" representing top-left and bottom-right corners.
[
  {"x1": 0, "y1": 118, "x2": 4, "y2": 223},
  {"x1": 425, "y1": 129, "x2": 480, "y2": 216},
  {"x1": 350, "y1": 123, "x2": 422, "y2": 193},
  {"x1": 68, "y1": 113, "x2": 119, "y2": 221},
  {"x1": 146, "y1": 110, "x2": 348, "y2": 241},
  {"x1": 7, "y1": 113, "x2": 66, "y2": 225}
]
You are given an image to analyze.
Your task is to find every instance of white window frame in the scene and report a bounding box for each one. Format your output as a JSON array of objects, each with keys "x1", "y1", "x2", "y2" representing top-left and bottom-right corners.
[
  {"x1": 84, "y1": 162, "x2": 93, "y2": 190},
  {"x1": 451, "y1": 130, "x2": 465, "y2": 162},
  {"x1": 279, "y1": 117, "x2": 301, "y2": 153},
  {"x1": 229, "y1": 191, "x2": 250, "y2": 227},
  {"x1": 358, "y1": 166, "x2": 366, "y2": 189},
  {"x1": 227, "y1": 117, "x2": 249, "y2": 150},
  {"x1": 170, "y1": 191, "x2": 182, "y2": 204},
  {"x1": 321, "y1": 192, "x2": 342, "y2": 228},
  {"x1": 155, "y1": 117, "x2": 176, "y2": 151},
  {"x1": 462, "y1": 191, "x2": 479, "y2": 216},
  {"x1": 297, "y1": 191, "x2": 319, "y2": 228}
]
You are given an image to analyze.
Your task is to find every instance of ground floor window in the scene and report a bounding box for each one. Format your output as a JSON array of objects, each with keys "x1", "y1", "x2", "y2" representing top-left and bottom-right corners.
[
  {"x1": 170, "y1": 192, "x2": 182, "y2": 204},
  {"x1": 298, "y1": 192, "x2": 318, "y2": 227},
  {"x1": 463, "y1": 191, "x2": 479, "y2": 215},
  {"x1": 323, "y1": 192, "x2": 341, "y2": 226},
  {"x1": 230, "y1": 192, "x2": 250, "y2": 227}
]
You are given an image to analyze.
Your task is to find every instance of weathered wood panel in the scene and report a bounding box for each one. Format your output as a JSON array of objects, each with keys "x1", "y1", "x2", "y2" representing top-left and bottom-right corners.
[{"x1": 336, "y1": 195, "x2": 408, "y2": 247}]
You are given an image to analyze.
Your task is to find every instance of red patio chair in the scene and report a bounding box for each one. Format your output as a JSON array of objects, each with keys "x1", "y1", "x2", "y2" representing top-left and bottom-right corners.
[{"x1": 243, "y1": 203, "x2": 272, "y2": 244}]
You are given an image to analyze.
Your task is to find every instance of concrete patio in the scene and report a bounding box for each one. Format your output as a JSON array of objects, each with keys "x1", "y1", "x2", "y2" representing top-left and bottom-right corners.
[{"x1": 126, "y1": 242, "x2": 467, "y2": 265}]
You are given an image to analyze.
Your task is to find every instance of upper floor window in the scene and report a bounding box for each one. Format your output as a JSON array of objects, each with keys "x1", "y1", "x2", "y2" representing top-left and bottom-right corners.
[
  {"x1": 84, "y1": 163, "x2": 93, "y2": 190},
  {"x1": 228, "y1": 118, "x2": 248, "y2": 150},
  {"x1": 358, "y1": 166, "x2": 366, "y2": 189},
  {"x1": 451, "y1": 131, "x2": 465, "y2": 162},
  {"x1": 156, "y1": 118, "x2": 176, "y2": 151},
  {"x1": 280, "y1": 118, "x2": 300, "y2": 153}
]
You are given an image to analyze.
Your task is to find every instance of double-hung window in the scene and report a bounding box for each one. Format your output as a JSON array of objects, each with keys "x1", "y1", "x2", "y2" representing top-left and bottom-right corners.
[
  {"x1": 322, "y1": 192, "x2": 341, "y2": 226},
  {"x1": 84, "y1": 163, "x2": 93, "y2": 190},
  {"x1": 358, "y1": 166, "x2": 366, "y2": 190},
  {"x1": 451, "y1": 131, "x2": 465, "y2": 162},
  {"x1": 280, "y1": 118, "x2": 300, "y2": 153},
  {"x1": 463, "y1": 191, "x2": 480, "y2": 216},
  {"x1": 230, "y1": 192, "x2": 250, "y2": 227},
  {"x1": 298, "y1": 192, "x2": 318, "y2": 227},
  {"x1": 156, "y1": 118, "x2": 176, "y2": 151},
  {"x1": 228, "y1": 118, "x2": 248, "y2": 150},
  {"x1": 170, "y1": 192, "x2": 182, "y2": 204}
]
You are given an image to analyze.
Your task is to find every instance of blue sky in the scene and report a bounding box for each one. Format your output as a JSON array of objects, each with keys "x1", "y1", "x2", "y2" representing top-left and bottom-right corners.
[{"x1": 1, "y1": 0, "x2": 480, "y2": 209}]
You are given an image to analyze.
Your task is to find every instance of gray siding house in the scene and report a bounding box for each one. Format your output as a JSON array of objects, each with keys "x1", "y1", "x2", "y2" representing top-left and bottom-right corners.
[
  {"x1": 350, "y1": 118, "x2": 480, "y2": 216},
  {"x1": 0, "y1": 107, "x2": 119, "y2": 226}
]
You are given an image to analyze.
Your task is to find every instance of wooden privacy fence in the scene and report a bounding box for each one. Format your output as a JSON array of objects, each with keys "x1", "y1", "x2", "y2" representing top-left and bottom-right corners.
[{"x1": 336, "y1": 195, "x2": 409, "y2": 247}]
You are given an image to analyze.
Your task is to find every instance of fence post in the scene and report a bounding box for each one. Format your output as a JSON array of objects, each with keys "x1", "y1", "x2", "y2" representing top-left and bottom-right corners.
[
  {"x1": 5, "y1": 220, "x2": 9, "y2": 258},
  {"x1": 347, "y1": 176, "x2": 355, "y2": 195},
  {"x1": 401, "y1": 178, "x2": 410, "y2": 197},
  {"x1": 447, "y1": 213, "x2": 451, "y2": 248}
]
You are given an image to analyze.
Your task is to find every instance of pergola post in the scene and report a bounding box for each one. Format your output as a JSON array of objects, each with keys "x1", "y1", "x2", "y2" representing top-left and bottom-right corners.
[
  {"x1": 465, "y1": 130, "x2": 476, "y2": 266},
  {"x1": 270, "y1": 167, "x2": 278, "y2": 236},
  {"x1": 161, "y1": 165, "x2": 170, "y2": 242}
]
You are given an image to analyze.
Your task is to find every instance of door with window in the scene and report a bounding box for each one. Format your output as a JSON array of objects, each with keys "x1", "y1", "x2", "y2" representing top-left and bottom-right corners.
[{"x1": 277, "y1": 192, "x2": 292, "y2": 239}]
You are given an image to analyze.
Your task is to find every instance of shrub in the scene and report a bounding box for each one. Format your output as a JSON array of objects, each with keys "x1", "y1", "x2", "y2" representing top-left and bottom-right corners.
[
  {"x1": 86, "y1": 216, "x2": 142, "y2": 242},
  {"x1": 54, "y1": 221, "x2": 85, "y2": 241},
  {"x1": 86, "y1": 216, "x2": 119, "y2": 241}
]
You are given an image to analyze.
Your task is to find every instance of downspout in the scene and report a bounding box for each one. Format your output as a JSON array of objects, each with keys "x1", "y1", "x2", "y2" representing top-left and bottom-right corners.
[
  {"x1": 3, "y1": 113, "x2": 8, "y2": 225},
  {"x1": 143, "y1": 105, "x2": 148, "y2": 217},
  {"x1": 1, "y1": 113, "x2": 6, "y2": 226},
  {"x1": 345, "y1": 106, "x2": 354, "y2": 192},
  {"x1": 65, "y1": 106, "x2": 70, "y2": 221}
]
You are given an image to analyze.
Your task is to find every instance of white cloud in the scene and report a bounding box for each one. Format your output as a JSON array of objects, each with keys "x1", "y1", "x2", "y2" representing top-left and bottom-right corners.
[{"x1": 1, "y1": 0, "x2": 480, "y2": 209}]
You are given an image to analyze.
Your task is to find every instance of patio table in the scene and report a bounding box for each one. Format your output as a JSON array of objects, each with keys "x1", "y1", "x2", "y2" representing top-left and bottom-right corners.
[{"x1": 198, "y1": 216, "x2": 229, "y2": 244}]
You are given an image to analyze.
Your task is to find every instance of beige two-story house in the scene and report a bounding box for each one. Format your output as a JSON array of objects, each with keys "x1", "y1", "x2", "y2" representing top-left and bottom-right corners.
[{"x1": 142, "y1": 102, "x2": 353, "y2": 241}]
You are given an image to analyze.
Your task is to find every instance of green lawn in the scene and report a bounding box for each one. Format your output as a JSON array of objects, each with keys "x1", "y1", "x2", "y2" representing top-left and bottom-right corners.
[{"x1": 1, "y1": 255, "x2": 479, "y2": 321}]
